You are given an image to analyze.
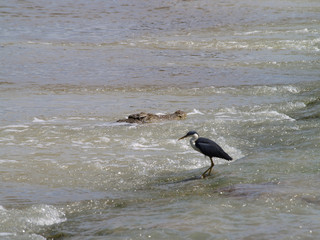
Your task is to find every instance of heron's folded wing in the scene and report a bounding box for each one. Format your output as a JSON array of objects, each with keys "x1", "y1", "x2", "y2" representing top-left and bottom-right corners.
[{"x1": 196, "y1": 137, "x2": 232, "y2": 160}]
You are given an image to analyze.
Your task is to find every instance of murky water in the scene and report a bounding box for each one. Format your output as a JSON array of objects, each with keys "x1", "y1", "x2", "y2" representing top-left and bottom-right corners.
[{"x1": 1, "y1": 0, "x2": 320, "y2": 239}]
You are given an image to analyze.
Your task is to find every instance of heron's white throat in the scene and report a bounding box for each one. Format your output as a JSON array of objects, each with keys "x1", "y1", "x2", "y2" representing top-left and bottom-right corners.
[{"x1": 189, "y1": 133, "x2": 200, "y2": 153}]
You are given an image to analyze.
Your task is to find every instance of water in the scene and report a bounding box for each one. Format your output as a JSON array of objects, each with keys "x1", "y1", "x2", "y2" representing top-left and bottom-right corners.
[{"x1": 1, "y1": 0, "x2": 320, "y2": 239}]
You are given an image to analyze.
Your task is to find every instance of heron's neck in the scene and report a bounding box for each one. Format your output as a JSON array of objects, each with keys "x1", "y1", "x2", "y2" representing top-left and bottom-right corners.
[
  {"x1": 189, "y1": 134, "x2": 199, "y2": 151},
  {"x1": 190, "y1": 134, "x2": 198, "y2": 142}
]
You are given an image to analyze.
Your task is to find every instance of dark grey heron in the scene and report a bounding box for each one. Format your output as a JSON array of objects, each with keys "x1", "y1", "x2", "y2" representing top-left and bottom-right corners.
[{"x1": 178, "y1": 131, "x2": 232, "y2": 178}]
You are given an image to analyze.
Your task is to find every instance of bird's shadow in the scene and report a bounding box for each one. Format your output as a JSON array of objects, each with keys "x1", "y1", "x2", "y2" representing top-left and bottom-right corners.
[
  {"x1": 171, "y1": 175, "x2": 203, "y2": 184},
  {"x1": 158, "y1": 171, "x2": 220, "y2": 187},
  {"x1": 171, "y1": 172, "x2": 221, "y2": 183}
]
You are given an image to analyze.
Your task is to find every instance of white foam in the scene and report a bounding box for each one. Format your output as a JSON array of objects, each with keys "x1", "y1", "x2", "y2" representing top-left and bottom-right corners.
[
  {"x1": 131, "y1": 143, "x2": 166, "y2": 151},
  {"x1": 3, "y1": 129, "x2": 27, "y2": 133},
  {"x1": 0, "y1": 232, "x2": 15, "y2": 237},
  {"x1": 72, "y1": 140, "x2": 94, "y2": 148},
  {"x1": 234, "y1": 30, "x2": 262, "y2": 36},
  {"x1": 215, "y1": 108, "x2": 295, "y2": 122},
  {"x1": 235, "y1": 28, "x2": 311, "y2": 36},
  {"x1": 282, "y1": 85, "x2": 300, "y2": 93},
  {"x1": 0, "y1": 159, "x2": 18, "y2": 164},
  {"x1": 257, "y1": 110, "x2": 295, "y2": 121},
  {"x1": 286, "y1": 28, "x2": 309, "y2": 34},
  {"x1": 0, "y1": 125, "x2": 29, "y2": 129},
  {"x1": 250, "y1": 85, "x2": 300, "y2": 95},
  {"x1": 99, "y1": 137, "x2": 110, "y2": 143},
  {"x1": 32, "y1": 117, "x2": 46, "y2": 123},
  {"x1": 188, "y1": 109, "x2": 204, "y2": 115},
  {"x1": 285, "y1": 102, "x2": 306, "y2": 109},
  {"x1": 27, "y1": 205, "x2": 66, "y2": 226},
  {"x1": 27, "y1": 41, "x2": 53, "y2": 46},
  {"x1": 0, "y1": 204, "x2": 66, "y2": 238}
]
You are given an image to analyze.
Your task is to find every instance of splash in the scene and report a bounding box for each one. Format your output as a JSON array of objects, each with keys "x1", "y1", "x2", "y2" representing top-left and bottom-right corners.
[
  {"x1": 0, "y1": 204, "x2": 66, "y2": 239},
  {"x1": 188, "y1": 109, "x2": 205, "y2": 115}
]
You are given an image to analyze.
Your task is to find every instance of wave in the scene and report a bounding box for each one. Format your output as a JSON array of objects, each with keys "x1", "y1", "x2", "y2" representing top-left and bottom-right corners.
[
  {"x1": 130, "y1": 142, "x2": 166, "y2": 151},
  {"x1": 3, "y1": 24, "x2": 319, "y2": 53},
  {"x1": 193, "y1": 84, "x2": 301, "y2": 96},
  {"x1": 24, "y1": 82, "x2": 303, "y2": 97},
  {"x1": 294, "y1": 97, "x2": 320, "y2": 120},
  {"x1": 187, "y1": 109, "x2": 205, "y2": 115},
  {"x1": 235, "y1": 28, "x2": 318, "y2": 36},
  {"x1": 0, "y1": 204, "x2": 66, "y2": 239},
  {"x1": 214, "y1": 107, "x2": 295, "y2": 123},
  {"x1": 118, "y1": 35, "x2": 320, "y2": 52},
  {"x1": 0, "y1": 124, "x2": 29, "y2": 129}
]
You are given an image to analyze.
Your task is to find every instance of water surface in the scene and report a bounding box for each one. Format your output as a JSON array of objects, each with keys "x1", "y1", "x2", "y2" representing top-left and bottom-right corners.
[{"x1": 1, "y1": 0, "x2": 320, "y2": 239}]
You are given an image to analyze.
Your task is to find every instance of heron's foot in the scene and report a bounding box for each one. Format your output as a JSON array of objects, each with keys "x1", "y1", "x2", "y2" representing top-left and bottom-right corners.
[
  {"x1": 201, "y1": 173, "x2": 211, "y2": 179},
  {"x1": 201, "y1": 166, "x2": 213, "y2": 179}
]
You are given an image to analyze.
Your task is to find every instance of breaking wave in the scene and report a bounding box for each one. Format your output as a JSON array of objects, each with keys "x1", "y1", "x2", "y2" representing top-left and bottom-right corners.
[{"x1": 0, "y1": 204, "x2": 66, "y2": 239}]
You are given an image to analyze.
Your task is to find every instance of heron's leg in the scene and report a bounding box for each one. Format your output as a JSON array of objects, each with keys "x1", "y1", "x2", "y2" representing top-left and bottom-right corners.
[
  {"x1": 201, "y1": 158, "x2": 215, "y2": 178},
  {"x1": 208, "y1": 158, "x2": 214, "y2": 175},
  {"x1": 201, "y1": 167, "x2": 211, "y2": 178}
]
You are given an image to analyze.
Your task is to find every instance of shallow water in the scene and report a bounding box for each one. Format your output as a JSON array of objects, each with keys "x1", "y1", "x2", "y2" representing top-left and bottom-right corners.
[{"x1": 1, "y1": 0, "x2": 320, "y2": 239}]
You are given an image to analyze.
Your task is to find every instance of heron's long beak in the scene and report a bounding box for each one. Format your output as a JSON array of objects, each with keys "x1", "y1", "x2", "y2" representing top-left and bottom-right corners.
[{"x1": 178, "y1": 135, "x2": 187, "y2": 141}]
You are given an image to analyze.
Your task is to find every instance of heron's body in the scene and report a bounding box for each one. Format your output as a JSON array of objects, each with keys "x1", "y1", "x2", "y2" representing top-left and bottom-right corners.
[{"x1": 179, "y1": 131, "x2": 232, "y2": 178}]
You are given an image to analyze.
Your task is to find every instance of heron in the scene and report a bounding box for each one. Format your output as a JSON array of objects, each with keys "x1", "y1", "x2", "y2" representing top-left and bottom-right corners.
[{"x1": 178, "y1": 131, "x2": 232, "y2": 178}]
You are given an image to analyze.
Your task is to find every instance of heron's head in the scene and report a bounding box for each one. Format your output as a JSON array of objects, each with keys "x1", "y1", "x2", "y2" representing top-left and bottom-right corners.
[{"x1": 178, "y1": 130, "x2": 199, "y2": 140}]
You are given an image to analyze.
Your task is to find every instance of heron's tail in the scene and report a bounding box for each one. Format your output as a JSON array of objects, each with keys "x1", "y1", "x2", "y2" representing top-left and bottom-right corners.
[{"x1": 222, "y1": 152, "x2": 233, "y2": 161}]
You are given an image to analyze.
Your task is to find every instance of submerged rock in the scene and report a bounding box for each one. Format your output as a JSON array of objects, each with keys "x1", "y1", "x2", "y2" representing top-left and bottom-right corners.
[
  {"x1": 117, "y1": 110, "x2": 187, "y2": 124},
  {"x1": 216, "y1": 182, "x2": 279, "y2": 199}
]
